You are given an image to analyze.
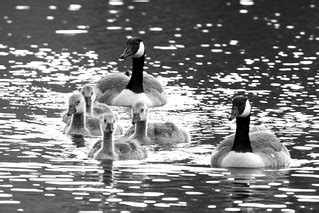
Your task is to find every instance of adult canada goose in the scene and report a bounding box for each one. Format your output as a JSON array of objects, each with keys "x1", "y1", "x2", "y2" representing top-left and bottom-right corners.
[
  {"x1": 95, "y1": 37, "x2": 167, "y2": 107},
  {"x1": 124, "y1": 101, "x2": 190, "y2": 146},
  {"x1": 88, "y1": 113, "x2": 147, "y2": 161},
  {"x1": 63, "y1": 93, "x2": 101, "y2": 136},
  {"x1": 211, "y1": 95, "x2": 291, "y2": 168}
]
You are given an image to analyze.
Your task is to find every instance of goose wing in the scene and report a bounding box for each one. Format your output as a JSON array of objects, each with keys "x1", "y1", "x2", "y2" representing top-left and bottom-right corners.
[
  {"x1": 95, "y1": 73, "x2": 130, "y2": 104},
  {"x1": 86, "y1": 116, "x2": 102, "y2": 136},
  {"x1": 249, "y1": 131, "x2": 291, "y2": 167},
  {"x1": 143, "y1": 73, "x2": 167, "y2": 106},
  {"x1": 88, "y1": 139, "x2": 102, "y2": 158},
  {"x1": 211, "y1": 131, "x2": 290, "y2": 167},
  {"x1": 211, "y1": 135, "x2": 234, "y2": 167}
]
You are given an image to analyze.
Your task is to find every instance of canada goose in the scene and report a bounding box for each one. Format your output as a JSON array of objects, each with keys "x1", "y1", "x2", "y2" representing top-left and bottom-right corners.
[
  {"x1": 82, "y1": 84, "x2": 124, "y2": 135},
  {"x1": 63, "y1": 93, "x2": 101, "y2": 136},
  {"x1": 95, "y1": 37, "x2": 167, "y2": 107},
  {"x1": 61, "y1": 85, "x2": 113, "y2": 124},
  {"x1": 211, "y1": 95, "x2": 291, "y2": 168},
  {"x1": 81, "y1": 84, "x2": 112, "y2": 115},
  {"x1": 124, "y1": 101, "x2": 190, "y2": 146},
  {"x1": 88, "y1": 113, "x2": 147, "y2": 161}
]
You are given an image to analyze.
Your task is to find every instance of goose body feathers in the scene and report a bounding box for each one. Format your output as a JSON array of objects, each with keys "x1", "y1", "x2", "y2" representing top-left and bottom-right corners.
[
  {"x1": 63, "y1": 93, "x2": 122, "y2": 136},
  {"x1": 88, "y1": 113, "x2": 147, "y2": 161},
  {"x1": 211, "y1": 130, "x2": 290, "y2": 168},
  {"x1": 124, "y1": 101, "x2": 190, "y2": 146},
  {"x1": 94, "y1": 37, "x2": 167, "y2": 107},
  {"x1": 211, "y1": 95, "x2": 291, "y2": 168}
]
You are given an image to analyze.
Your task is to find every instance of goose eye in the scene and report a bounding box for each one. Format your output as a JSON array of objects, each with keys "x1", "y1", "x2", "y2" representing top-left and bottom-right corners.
[
  {"x1": 91, "y1": 92, "x2": 93, "y2": 95},
  {"x1": 141, "y1": 108, "x2": 144, "y2": 113},
  {"x1": 104, "y1": 119, "x2": 107, "y2": 123}
]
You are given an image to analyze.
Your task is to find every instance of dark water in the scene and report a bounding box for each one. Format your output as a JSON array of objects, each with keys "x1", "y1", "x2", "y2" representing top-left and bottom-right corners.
[{"x1": 0, "y1": 0, "x2": 318, "y2": 211}]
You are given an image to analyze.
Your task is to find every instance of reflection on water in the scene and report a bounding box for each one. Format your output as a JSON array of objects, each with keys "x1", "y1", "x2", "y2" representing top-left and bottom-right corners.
[{"x1": 0, "y1": 0, "x2": 318, "y2": 211}]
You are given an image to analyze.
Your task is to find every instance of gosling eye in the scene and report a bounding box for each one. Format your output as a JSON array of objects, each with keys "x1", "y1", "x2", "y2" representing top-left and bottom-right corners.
[
  {"x1": 77, "y1": 100, "x2": 80, "y2": 104},
  {"x1": 91, "y1": 92, "x2": 93, "y2": 95},
  {"x1": 141, "y1": 108, "x2": 144, "y2": 113},
  {"x1": 104, "y1": 119, "x2": 107, "y2": 123}
]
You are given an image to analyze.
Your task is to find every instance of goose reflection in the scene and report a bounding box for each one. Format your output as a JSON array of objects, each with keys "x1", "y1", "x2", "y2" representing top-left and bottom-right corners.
[
  {"x1": 100, "y1": 159, "x2": 114, "y2": 186},
  {"x1": 71, "y1": 134, "x2": 86, "y2": 148},
  {"x1": 223, "y1": 168, "x2": 290, "y2": 206}
]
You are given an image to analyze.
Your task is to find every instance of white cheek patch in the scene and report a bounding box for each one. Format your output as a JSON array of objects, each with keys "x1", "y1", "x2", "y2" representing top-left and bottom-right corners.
[
  {"x1": 133, "y1": 42, "x2": 145, "y2": 58},
  {"x1": 239, "y1": 99, "x2": 251, "y2": 117}
]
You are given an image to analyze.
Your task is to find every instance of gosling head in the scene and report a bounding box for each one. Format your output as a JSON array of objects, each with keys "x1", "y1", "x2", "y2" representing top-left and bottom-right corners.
[
  {"x1": 81, "y1": 85, "x2": 95, "y2": 108},
  {"x1": 100, "y1": 113, "x2": 116, "y2": 134},
  {"x1": 120, "y1": 37, "x2": 145, "y2": 59},
  {"x1": 67, "y1": 93, "x2": 85, "y2": 116},
  {"x1": 229, "y1": 95, "x2": 251, "y2": 121},
  {"x1": 132, "y1": 101, "x2": 148, "y2": 125}
]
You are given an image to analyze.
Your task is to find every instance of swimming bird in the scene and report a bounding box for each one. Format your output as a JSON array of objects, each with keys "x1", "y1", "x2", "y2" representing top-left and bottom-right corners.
[
  {"x1": 211, "y1": 95, "x2": 291, "y2": 168},
  {"x1": 95, "y1": 37, "x2": 167, "y2": 107},
  {"x1": 88, "y1": 113, "x2": 147, "y2": 161},
  {"x1": 61, "y1": 85, "x2": 113, "y2": 123},
  {"x1": 124, "y1": 101, "x2": 190, "y2": 146},
  {"x1": 63, "y1": 93, "x2": 101, "y2": 136},
  {"x1": 63, "y1": 93, "x2": 124, "y2": 136},
  {"x1": 82, "y1": 84, "x2": 124, "y2": 135},
  {"x1": 81, "y1": 84, "x2": 112, "y2": 116}
]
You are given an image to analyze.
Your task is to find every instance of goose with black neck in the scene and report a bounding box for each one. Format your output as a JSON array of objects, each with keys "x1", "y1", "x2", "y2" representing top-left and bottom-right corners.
[
  {"x1": 211, "y1": 95, "x2": 291, "y2": 168},
  {"x1": 95, "y1": 37, "x2": 167, "y2": 108}
]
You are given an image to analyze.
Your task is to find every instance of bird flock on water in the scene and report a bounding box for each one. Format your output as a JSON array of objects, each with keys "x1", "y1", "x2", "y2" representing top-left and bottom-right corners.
[{"x1": 62, "y1": 37, "x2": 291, "y2": 168}]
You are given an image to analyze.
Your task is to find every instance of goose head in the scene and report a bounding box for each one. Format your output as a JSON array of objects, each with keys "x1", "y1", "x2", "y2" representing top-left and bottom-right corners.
[
  {"x1": 81, "y1": 85, "x2": 95, "y2": 108},
  {"x1": 229, "y1": 95, "x2": 251, "y2": 121},
  {"x1": 100, "y1": 113, "x2": 116, "y2": 134},
  {"x1": 132, "y1": 101, "x2": 148, "y2": 125},
  {"x1": 120, "y1": 37, "x2": 145, "y2": 59},
  {"x1": 67, "y1": 93, "x2": 85, "y2": 116}
]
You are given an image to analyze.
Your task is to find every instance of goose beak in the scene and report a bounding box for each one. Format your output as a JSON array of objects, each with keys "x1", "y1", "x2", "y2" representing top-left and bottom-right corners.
[
  {"x1": 132, "y1": 113, "x2": 140, "y2": 125},
  {"x1": 105, "y1": 123, "x2": 114, "y2": 133},
  {"x1": 120, "y1": 47, "x2": 133, "y2": 59},
  {"x1": 229, "y1": 106, "x2": 239, "y2": 121},
  {"x1": 67, "y1": 105, "x2": 77, "y2": 116}
]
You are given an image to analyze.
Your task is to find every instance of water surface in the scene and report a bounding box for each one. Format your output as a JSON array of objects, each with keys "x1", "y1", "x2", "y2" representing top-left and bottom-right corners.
[{"x1": 0, "y1": 0, "x2": 318, "y2": 211}]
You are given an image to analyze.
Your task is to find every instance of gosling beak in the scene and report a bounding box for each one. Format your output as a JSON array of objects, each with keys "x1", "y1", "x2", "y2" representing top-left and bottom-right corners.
[
  {"x1": 132, "y1": 113, "x2": 140, "y2": 125},
  {"x1": 105, "y1": 123, "x2": 114, "y2": 133},
  {"x1": 120, "y1": 46, "x2": 133, "y2": 60},
  {"x1": 67, "y1": 105, "x2": 77, "y2": 116},
  {"x1": 229, "y1": 106, "x2": 239, "y2": 121}
]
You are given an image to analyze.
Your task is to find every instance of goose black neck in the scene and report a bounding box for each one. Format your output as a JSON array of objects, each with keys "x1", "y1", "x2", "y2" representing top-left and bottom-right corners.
[
  {"x1": 133, "y1": 120, "x2": 147, "y2": 139},
  {"x1": 126, "y1": 54, "x2": 145, "y2": 93},
  {"x1": 71, "y1": 113, "x2": 85, "y2": 129},
  {"x1": 231, "y1": 115, "x2": 253, "y2": 152}
]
